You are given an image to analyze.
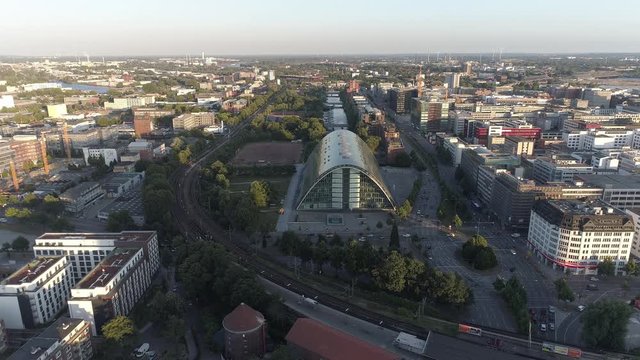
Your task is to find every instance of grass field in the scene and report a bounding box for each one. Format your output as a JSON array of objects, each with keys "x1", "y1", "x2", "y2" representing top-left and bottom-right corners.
[
  {"x1": 229, "y1": 175, "x2": 292, "y2": 230},
  {"x1": 231, "y1": 141, "x2": 303, "y2": 166}
]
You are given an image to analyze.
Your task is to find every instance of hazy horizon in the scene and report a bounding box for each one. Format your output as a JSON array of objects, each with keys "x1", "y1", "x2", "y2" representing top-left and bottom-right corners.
[{"x1": 2, "y1": 0, "x2": 639, "y2": 56}]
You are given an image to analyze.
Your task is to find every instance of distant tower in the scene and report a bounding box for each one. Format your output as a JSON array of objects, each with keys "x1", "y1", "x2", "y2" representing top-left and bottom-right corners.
[
  {"x1": 416, "y1": 65, "x2": 424, "y2": 98},
  {"x1": 201, "y1": 51, "x2": 205, "y2": 60},
  {"x1": 9, "y1": 161, "x2": 19, "y2": 191}
]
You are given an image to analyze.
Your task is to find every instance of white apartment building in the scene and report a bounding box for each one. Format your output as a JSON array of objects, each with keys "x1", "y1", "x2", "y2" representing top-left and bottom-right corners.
[
  {"x1": 104, "y1": 96, "x2": 155, "y2": 110},
  {"x1": 624, "y1": 208, "x2": 640, "y2": 260},
  {"x1": 46, "y1": 104, "x2": 68, "y2": 118},
  {"x1": 528, "y1": 199, "x2": 634, "y2": 275},
  {"x1": 7, "y1": 317, "x2": 93, "y2": 360},
  {"x1": 33, "y1": 231, "x2": 160, "y2": 284},
  {"x1": 0, "y1": 257, "x2": 72, "y2": 329},
  {"x1": 0, "y1": 95, "x2": 15, "y2": 110},
  {"x1": 68, "y1": 247, "x2": 153, "y2": 335},
  {"x1": 81, "y1": 147, "x2": 118, "y2": 166},
  {"x1": 563, "y1": 129, "x2": 635, "y2": 151},
  {"x1": 172, "y1": 112, "x2": 216, "y2": 131}
]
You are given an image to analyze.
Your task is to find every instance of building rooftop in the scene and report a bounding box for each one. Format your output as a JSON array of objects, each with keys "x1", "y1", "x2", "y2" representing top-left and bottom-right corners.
[
  {"x1": 8, "y1": 318, "x2": 85, "y2": 360},
  {"x1": 37, "y1": 231, "x2": 155, "y2": 243},
  {"x1": 533, "y1": 199, "x2": 634, "y2": 231},
  {"x1": 222, "y1": 303, "x2": 265, "y2": 333},
  {"x1": 75, "y1": 248, "x2": 137, "y2": 290},
  {"x1": 59, "y1": 181, "x2": 100, "y2": 201},
  {"x1": 285, "y1": 318, "x2": 399, "y2": 360},
  {"x1": 577, "y1": 174, "x2": 640, "y2": 189},
  {"x1": 98, "y1": 188, "x2": 144, "y2": 217},
  {"x1": 3, "y1": 257, "x2": 63, "y2": 285}
]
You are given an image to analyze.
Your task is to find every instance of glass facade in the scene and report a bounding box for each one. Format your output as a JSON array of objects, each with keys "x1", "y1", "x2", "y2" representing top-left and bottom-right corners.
[{"x1": 297, "y1": 130, "x2": 395, "y2": 211}]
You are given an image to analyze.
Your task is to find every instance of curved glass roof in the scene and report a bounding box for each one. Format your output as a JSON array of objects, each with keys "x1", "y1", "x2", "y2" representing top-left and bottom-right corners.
[{"x1": 298, "y1": 129, "x2": 395, "y2": 209}]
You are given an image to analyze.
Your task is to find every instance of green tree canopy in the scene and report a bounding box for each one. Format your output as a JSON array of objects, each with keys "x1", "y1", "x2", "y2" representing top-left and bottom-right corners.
[
  {"x1": 250, "y1": 180, "x2": 269, "y2": 208},
  {"x1": 372, "y1": 251, "x2": 408, "y2": 293},
  {"x1": 101, "y1": 316, "x2": 136, "y2": 343},
  {"x1": 582, "y1": 300, "x2": 633, "y2": 351},
  {"x1": 554, "y1": 278, "x2": 575, "y2": 302},
  {"x1": 11, "y1": 236, "x2": 30, "y2": 251},
  {"x1": 106, "y1": 211, "x2": 137, "y2": 232},
  {"x1": 598, "y1": 258, "x2": 616, "y2": 276}
]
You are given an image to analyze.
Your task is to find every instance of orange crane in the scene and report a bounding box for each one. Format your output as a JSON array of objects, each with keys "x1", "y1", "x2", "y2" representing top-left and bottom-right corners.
[
  {"x1": 40, "y1": 134, "x2": 50, "y2": 175},
  {"x1": 9, "y1": 160, "x2": 19, "y2": 192},
  {"x1": 63, "y1": 122, "x2": 72, "y2": 162}
]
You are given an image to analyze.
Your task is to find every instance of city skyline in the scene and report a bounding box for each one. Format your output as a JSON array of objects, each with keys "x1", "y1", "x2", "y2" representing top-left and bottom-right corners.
[{"x1": 2, "y1": 0, "x2": 640, "y2": 56}]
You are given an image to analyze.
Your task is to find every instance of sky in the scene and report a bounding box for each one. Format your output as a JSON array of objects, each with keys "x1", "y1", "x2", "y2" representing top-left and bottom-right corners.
[{"x1": 1, "y1": 0, "x2": 639, "y2": 56}]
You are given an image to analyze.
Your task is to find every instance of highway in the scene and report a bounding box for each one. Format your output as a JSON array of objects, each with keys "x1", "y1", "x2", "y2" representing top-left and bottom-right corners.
[{"x1": 169, "y1": 96, "x2": 621, "y2": 360}]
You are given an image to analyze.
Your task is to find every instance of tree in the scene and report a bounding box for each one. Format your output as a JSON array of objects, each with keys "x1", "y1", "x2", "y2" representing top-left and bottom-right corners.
[
  {"x1": 473, "y1": 247, "x2": 498, "y2": 270},
  {"x1": 389, "y1": 223, "x2": 400, "y2": 250},
  {"x1": 598, "y1": 258, "x2": 616, "y2": 276},
  {"x1": 102, "y1": 316, "x2": 136, "y2": 343},
  {"x1": 250, "y1": 181, "x2": 269, "y2": 208},
  {"x1": 11, "y1": 236, "x2": 30, "y2": 252},
  {"x1": 582, "y1": 300, "x2": 633, "y2": 351},
  {"x1": 453, "y1": 214, "x2": 463, "y2": 229},
  {"x1": 396, "y1": 200, "x2": 412, "y2": 219},
  {"x1": 554, "y1": 278, "x2": 575, "y2": 302},
  {"x1": 625, "y1": 261, "x2": 638, "y2": 276},
  {"x1": 106, "y1": 210, "x2": 136, "y2": 232},
  {"x1": 372, "y1": 251, "x2": 408, "y2": 293}
]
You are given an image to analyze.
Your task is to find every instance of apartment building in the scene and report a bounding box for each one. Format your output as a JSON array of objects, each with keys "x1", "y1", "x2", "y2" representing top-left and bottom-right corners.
[
  {"x1": 0, "y1": 257, "x2": 72, "y2": 329},
  {"x1": 172, "y1": 112, "x2": 216, "y2": 131},
  {"x1": 459, "y1": 147, "x2": 520, "y2": 191},
  {"x1": 81, "y1": 147, "x2": 118, "y2": 166},
  {"x1": 10, "y1": 136, "x2": 42, "y2": 172},
  {"x1": 504, "y1": 136, "x2": 535, "y2": 156},
  {"x1": 532, "y1": 155, "x2": 593, "y2": 183},
  {"x1": 68, "y1": 247, "x2": 152, "y2": 335},
  {"x1": 389, "y1": 88, "x2": 418, "y2": 114},
  {"x1": 528, "y1": 199, "x2": 634, "y2": 275},
  {"x1": 411, "y1": 99, "x2": 448, "y2": 132},
  {"x1": 33, "y1": 231, "x2": 159, "y2": 284},
  {"x1": 624, "y1": 208, "x2": 640, "y2": 260},
  {"x1": 7, "y1": 317, "x2": 92, "y2": 360}
]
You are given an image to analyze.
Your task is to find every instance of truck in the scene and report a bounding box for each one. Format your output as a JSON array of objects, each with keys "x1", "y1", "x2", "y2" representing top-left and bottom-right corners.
[{"x1": 393, "y1": 332, "x2": 428, "y2": 355}]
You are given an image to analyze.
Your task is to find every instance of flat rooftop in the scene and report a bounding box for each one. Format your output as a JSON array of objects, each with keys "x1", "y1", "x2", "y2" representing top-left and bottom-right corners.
[
  {"x1": 577, "y1": 174, "x2": 640, "y2": 189},
  {"x1": 4, "y1": 257, "x2": 63, "y2": 285},
  {"x1": 37, "y1": 231, "x2": 155, "y2": 243},
  {"x1": 548, "y1": 199, "x2": 626, "y2": 216},
  {"x1": 75, "y1": 248, "x2": 137, "y2": 289},
  {"x1": 98, "y1": 188, "x2": 144, "y2": 217}
]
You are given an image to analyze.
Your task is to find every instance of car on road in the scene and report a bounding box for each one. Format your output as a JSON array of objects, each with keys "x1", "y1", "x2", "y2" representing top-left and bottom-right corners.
[
  {"x1": 548, "y1": 306, "x2": 555, "y2": 314},
  {"x1": 590, "y1": 276, "x2": 599, "y2": 282},
  {"x1": 540, "y1": 324, "x2": 547, "y2": 332},
  {"x1": 586, "y1": 283, "x2": 598, "y2": 291},
  {"x1": 0, "y1": 218, "x2": 7, "y2": 223},
  {"x1": 511, "y1": 233, "x2": 521, "y2": 238},
  {"x1": 402, "y1": 233, "x2": 411, "y2": 238},
  {"x1": 577, "y1": 305, "x2": 586, "y2": 312},
  {"x1": 510, "y1": 249, "x2": 517, "y2": 255},
  {"x1": 549, "y1": 323, "x2": 555, "y2": 331}
]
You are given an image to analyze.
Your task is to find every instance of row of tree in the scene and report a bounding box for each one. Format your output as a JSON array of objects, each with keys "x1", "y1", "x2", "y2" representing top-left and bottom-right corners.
[
  {"x1": 1, "y1": 193, "x2": 72, "y2": 231},
  {"x1": 494, "y1": 276, "x2": 530, "y2": 333},
  {"x1": 277, "y1": 231, "x2": 472, "y2": 306}
]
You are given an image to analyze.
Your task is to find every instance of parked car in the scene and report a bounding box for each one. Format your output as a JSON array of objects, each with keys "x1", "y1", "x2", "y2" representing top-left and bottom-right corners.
[
  {"x1": 549, "y1": 323, "x2": 555, "y2": 331},
  {"x1": 590, "y1": 277, "x2": 599, "y2": 282},
  {"x1": 577, "y1": 305, "x2": 586, "y2": 312},
  {"x1": 587, "y1": 283, "x2": 598, "y2": 291},
  {"x1": 540, "y1": 324, "x2": 547, "y2": 332}
]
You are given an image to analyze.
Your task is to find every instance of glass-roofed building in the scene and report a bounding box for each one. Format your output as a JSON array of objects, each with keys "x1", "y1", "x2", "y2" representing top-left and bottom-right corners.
[{"x1": 297, "y1": 130, "x2": 396, "y2": 211}]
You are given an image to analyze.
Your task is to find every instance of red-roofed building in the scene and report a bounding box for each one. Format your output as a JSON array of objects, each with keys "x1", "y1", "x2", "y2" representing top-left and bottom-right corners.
[
  {"x1": 285, "y1": 318, "x2": 400, "y2": 360},
  {"x1": 222, "y1": 303, "x2": 266, "y2": 360}
]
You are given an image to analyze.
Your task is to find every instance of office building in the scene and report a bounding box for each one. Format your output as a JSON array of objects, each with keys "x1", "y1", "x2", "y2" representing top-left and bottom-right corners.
[
  {"x1": 582, "y1": 88, "x2": 612, "y2": 108},
  {"x1": 0, "y1": 95, "x2": 15, "y2": 110},
  {"x1": 59, "y1": 182, "x2": 105, "y2": 214},
  {"x1": 22, "y1": 83, "x2": 62, "y2": 92},
  {"x1": 577, "y1": 174, "x2": 640, "y2": 209},
  {"x1": 34, "y1": 231, "x2": 159, "y2": 284},
  {"x1": 389, "y1": 88, "x2": 417, "y2": 114},
  {"x1": 68, "y1": 245, "x2": 154, "y2": 335},
  {"x1": 172, "y1": 112, "x2": 216, "y2": 131},
  {"x1": 472, "y1": 125, "x2": 541, "y2": 146},
  {"x1": 442, "y1": 137, "x2": 480, "y2": 167},
  {"x1": 504, "y1": 136, "x2": 535, "y2": 156},
  {"x1": 490, "y1": 173, "x2": 603, "y2": 229},
  {"x1": 0, "y1": 257, "x2": 72, "y2": 329},
  {"x1": 81, "y1": 147, "x2": 118, "y2": 166},
  {"x1": 459, "y1": 147, "x2": 520, "y2": 191},
  {"x1": 411, "y1": 99, "x2": 447, "y2": 132},
  {"x1": 533, "y1": 155, "x2": 593, "y2": 184},
  {"x1": 46, "y1": 104, "x2": 68, "y2": 119},
  {"x1": 286, "y1": 318, "x2": 399, "y2": 360},
  {"x1": 10, "y1": 136, "x2": 42, "y2": 172},
  {"x1": 223, "y1": 303, "x2": 266, "y2": 360},
  {"x1": 563, "y1": 129, "x2": 634, "y2": 151},
  {"x1": 101, "y1": 172, "x2": 144, "y2": 198},
  {"x1": 528, "y1": 199, "x2": 633, "y2": 274},
  {"x1": 7, "y1": 317, "x2": 92, "y2": 360},
  {"x1": 619, "y1": 150, "x2": 640, "y2": 174},
  {"x1": 624, "y1": 208, "x2": 640, "y2": 260},
  {"x1": 297, "y1": 130, "x2": 395, "y2": 211}
]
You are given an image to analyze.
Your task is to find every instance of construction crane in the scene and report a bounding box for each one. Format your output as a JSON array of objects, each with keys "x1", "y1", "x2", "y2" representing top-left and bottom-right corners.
[
  {"x1": 62, "y1": 122, "x2": 72, "y2": 162},
  {"x1": 40, "y1": 134, "x2": 50, "y2": 175},
  {"x1": 9, "y1": 161, "x2": 19, "y2": 192}
]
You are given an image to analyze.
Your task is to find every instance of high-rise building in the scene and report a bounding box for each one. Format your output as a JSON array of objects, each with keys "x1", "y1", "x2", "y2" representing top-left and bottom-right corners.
[
  {"x1": 411, "y1": 99, "x2": 447, "y2": 132},
  {"x1": 389, "y1": 88, "x2": 418, "y2": 114},
  {"x1": 7, "y1": 317, "x2": 93, "y2": 360},
  {"x1": 445, "y1": 73, "x2": 461, "y2": 92},
  {"x1": 465, "y1": 62, "x2": 473, "y2": 75},
  {"x1": 0, "y1": 257, "x2": 72, "y2": 329},
  {"x1": 528, "y1": 199, "x2": 634, "y2": 275}
]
